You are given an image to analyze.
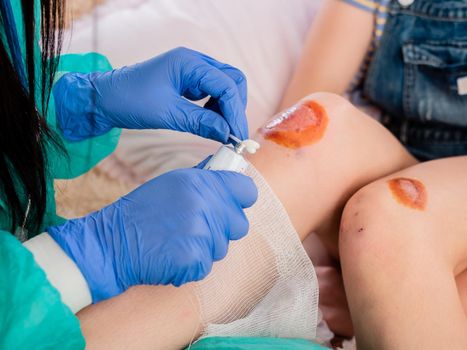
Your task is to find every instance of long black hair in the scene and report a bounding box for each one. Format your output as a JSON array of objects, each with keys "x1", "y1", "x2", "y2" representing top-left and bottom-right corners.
[{"x1": 0, "y1": 0, "x2": 65, "y2": 234}]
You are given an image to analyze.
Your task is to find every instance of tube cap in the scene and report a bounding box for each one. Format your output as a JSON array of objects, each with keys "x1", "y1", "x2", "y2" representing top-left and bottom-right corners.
[{"x1": 204, "y1": 146, "x2": 249, "y2": 173}]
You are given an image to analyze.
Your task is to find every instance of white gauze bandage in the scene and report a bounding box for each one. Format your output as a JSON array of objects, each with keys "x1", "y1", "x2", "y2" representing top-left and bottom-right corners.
[{"x1": 194, "y1": 162, "x2": 319, "y2": 340}]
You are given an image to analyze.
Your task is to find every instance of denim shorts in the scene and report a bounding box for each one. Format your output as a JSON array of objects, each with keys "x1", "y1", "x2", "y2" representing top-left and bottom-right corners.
[{"x1": 364, "y1": 0, "x2": 467, "y2": 160}]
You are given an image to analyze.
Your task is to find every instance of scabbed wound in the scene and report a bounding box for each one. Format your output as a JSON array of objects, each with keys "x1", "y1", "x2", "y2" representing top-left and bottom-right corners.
[{"x1": 260, "y1": 100, "x2": 329, "y2": 149}]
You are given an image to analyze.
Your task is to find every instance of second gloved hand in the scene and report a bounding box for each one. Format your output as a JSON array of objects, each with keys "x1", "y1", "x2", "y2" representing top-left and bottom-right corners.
[
  {"x1": 47, "y1": 168, "x2": 257, "y2": 303},
  {"x1": 54, "y1": 47, "x2": 248, "y2": 143}
]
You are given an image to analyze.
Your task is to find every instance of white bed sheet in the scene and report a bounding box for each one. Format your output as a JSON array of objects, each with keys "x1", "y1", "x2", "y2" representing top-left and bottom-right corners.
[{"x1": 65, "y1": 0, "x2": 322, "y2": 182}]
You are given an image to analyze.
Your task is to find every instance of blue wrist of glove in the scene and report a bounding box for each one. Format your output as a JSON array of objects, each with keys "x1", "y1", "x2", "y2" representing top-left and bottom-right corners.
[
  {"x1": 53, "y1": 72, "x2": 114, "y2": 142},
  {"x1": 53, "y1": 47, "x2": 249, "y2": 143},
  {"x1": 48, "y1": 168, "x2": 258, "y2": 303},
  {"x1": 48, "y1": 203, "x2": 128, "y2": 302}
]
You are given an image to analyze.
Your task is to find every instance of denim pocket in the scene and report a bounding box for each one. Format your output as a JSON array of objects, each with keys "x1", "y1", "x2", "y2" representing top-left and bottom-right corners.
[
  {"x1": 402, "y1": 41, "x2": 467, "y2": 126},
  {"x1": 407, "y1": 140, "x2": 467, "y2": 161}
]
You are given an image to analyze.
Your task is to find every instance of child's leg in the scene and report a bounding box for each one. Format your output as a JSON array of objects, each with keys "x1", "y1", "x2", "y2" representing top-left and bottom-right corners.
[
  {"x1": 78, "y1": 285, "x2": 202, "y2": 350},
  {"x1": 250, "y1": 92, "x2": 416, "y2": 255},
  {"x1": 340, "y1": 157, "x2": 467, "y2": 350},
  {"x1": 78, "y1": 93, "x2": 414, "y2": 349}
]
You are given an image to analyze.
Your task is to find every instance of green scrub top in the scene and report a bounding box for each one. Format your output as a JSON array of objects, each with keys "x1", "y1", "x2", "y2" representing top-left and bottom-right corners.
[
  {"x1": 0, "y1": 1, "x2": 120, "y2": 348},
  {"x1": 189, "y1": 337, "x2": 330, "y2": 350}
]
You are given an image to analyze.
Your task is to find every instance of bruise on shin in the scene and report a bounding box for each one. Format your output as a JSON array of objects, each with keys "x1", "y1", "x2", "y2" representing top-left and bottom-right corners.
[
  {"x1": 387, "y1": 177, "x2": 427, "y2": 211},
  {"x1": 260, "y1": 100, "x2": 329, "y2": 149}
]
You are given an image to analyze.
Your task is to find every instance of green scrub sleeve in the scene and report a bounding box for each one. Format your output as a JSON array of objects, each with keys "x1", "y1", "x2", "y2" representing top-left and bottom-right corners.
[
  {"x1": 7, "y1": 0, "x2": 120, "y2": 179},
  {"x1": 0, "y1": 230, "x2": 85, "y2": 349},
  {"x1": 47, "y1": 52, "x2": 121, "y2": 180}
]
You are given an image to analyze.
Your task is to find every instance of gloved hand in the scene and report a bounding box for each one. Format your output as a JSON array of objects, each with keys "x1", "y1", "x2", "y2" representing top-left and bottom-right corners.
[
  {"x1": 47, "y1": 168, "x2": 257, "y2": 303},
  {"x1": 53, "y1": 47, "x2": 248, "y2": 143}
]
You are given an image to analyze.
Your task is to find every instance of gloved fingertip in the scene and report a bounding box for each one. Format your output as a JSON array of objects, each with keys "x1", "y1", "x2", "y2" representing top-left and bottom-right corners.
[
  {"x1": 238, "y1": 176, "x2": 259, "y2": 208},
  {"x1": 204, "y1": 91, "x2": 248, "y2": 141},
  {"x1": 198, "y1": 112, "x2": 230, "y2": 143},
  {"x1": 239, "y1": 126, "x2": 250, "y2": 141},
  {"x1": 216, "y1": 172, "x2": 258, "y2": 208},
  {"x1": 229, "y1": 230, "x2": 248, "y2": 242},
  {"x1": 212, "y1": 238, "x2": 229, "y2": 261},
  {"x1": 200, "y1": 259, "x2": 213, "y2": 280},
  {"x1": 228, "y1": 209, "x2": 250, "y2": 241},
  {"x1": 172, "y1": 280, "x2": 182, "y2": 288},
  {"x1": 171, "y1": 270, "x2": 185, "y2": 287},
  {"x1": 228, "y1": 108, "x2": 249, "y2": 141}
]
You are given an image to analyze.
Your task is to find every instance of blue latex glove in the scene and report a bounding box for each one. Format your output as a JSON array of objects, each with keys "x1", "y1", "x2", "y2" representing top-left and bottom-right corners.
[
  {"x1": 54, "y1": 47, "x2": 248, "y2": 143},
  {"x1": 47, "y1": 168, "x2": 257, "y2": 303}
]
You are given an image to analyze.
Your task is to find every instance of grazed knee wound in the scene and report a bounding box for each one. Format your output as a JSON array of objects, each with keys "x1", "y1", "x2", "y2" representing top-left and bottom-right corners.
[
  {"x1": 193, "y1": 163, "x2": 319, "y2": 341},
  {"x1": 388, "y1": 177, "x2": 427, "y2": 210},
  {"x1": 260, "y1": 100, "x2": 328, "y2": 149}
]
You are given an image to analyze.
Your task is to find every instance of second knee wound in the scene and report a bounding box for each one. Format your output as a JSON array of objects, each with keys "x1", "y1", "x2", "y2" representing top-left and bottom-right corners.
[{"x1": 388, "y1": 177, "x2": 427, "y2": 211}]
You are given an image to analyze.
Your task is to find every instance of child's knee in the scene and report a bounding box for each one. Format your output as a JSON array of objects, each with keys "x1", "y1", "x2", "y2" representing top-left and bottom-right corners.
[
  {"x1": 338, "y1": 180, "x2": 419, "y2": 266},
  {"x1": 300, "y1": 92, "x2": 378, "y2": 142},
  {"x1": 301, "y1": 92, "x2": 349, "y2": 105},
  {"x1": 301, "y1": 92, "x2": 356, "y2": 123}
]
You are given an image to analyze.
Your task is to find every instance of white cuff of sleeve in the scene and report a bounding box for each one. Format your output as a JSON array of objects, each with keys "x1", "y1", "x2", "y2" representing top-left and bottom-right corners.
[{"x1": 24, "y1": 232, "x2": 92, "y2": 313}]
